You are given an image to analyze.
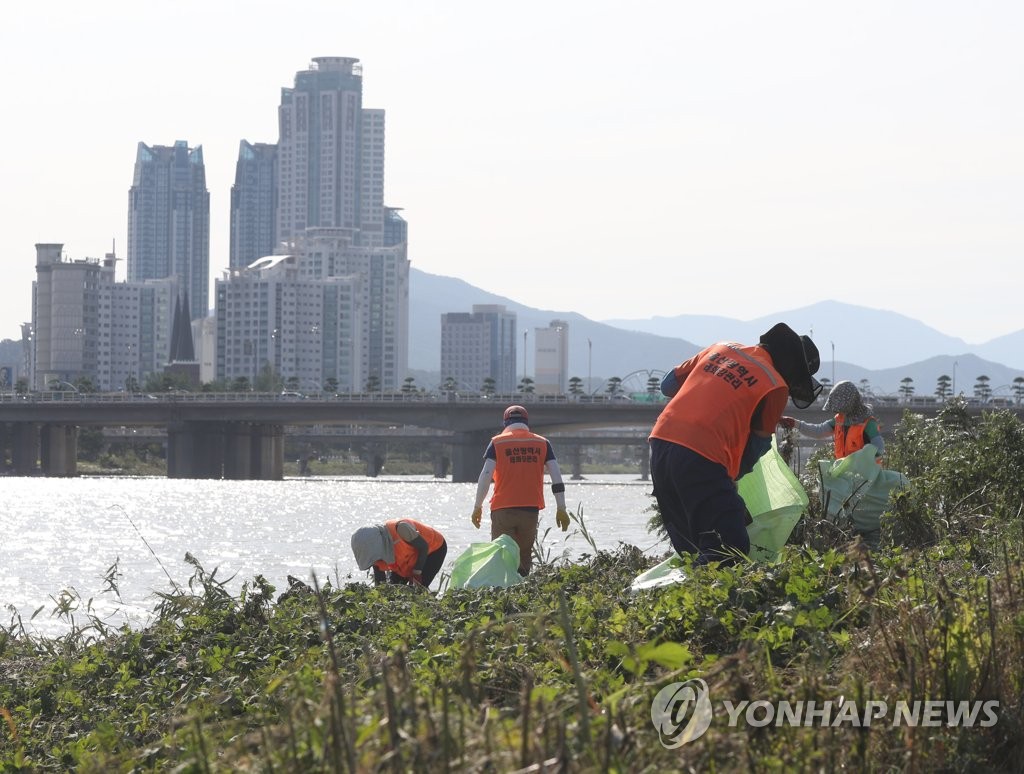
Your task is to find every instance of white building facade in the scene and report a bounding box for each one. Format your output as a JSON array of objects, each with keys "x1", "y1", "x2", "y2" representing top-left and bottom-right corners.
[
  {"x1": 215, "y1": 253, "x2": 371, "y2": 392},
  {"x1": 534, "y1": 319, "x2": 569, "y2": 395},
  {"x1": 33, "y1": 243, "x2": 178, "y2": 391}
]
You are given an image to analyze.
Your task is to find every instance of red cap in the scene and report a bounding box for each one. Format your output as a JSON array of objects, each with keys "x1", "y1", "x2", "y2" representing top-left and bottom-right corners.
[{"x1": 503, "y1": 405, "x2": 529, "y2": 424}]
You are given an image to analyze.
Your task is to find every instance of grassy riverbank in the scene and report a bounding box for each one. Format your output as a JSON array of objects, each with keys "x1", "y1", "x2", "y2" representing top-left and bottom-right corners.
[{"x1": 3, "y1": 400, "x2": 1023, "y2": 771}]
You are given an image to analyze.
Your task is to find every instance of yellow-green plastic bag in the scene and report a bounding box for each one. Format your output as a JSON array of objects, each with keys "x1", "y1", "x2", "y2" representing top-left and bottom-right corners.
[
  {"x1": 449, "y1": 534, "x2": 523, "y2": 590},
  {"x1": 818, "y1": 444, "x2": 909, "y2": 548},
  {"x1": 740, "y1": 437, "x2": 809, "y2": 562}
]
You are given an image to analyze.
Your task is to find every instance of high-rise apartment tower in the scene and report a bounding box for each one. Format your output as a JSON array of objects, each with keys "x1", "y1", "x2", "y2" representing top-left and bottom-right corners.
[
  {"x1": 276, "y1": 57, "x2": 385, "y2": 248},
  {"x1": 229, "y1": 140, "x2": 278, "y2": 269},
  {"x1": 127, "y1": 140, "x2": 210, "y2": 320}
]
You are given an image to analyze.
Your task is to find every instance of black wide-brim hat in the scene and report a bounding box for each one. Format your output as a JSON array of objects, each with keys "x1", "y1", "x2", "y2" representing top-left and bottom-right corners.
[{"x1": 759, "y1": 323, "x2": 823, "y2": 409}]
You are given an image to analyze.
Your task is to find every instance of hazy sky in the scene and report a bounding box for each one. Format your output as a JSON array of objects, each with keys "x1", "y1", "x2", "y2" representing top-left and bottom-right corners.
[{"x1": 3, "y1": 1, "x2": 1021, "y2": 344}]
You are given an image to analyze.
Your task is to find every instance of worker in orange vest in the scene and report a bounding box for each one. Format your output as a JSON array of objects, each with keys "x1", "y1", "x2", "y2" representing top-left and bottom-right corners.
[
  {"x1": 470, "y1": 405, "x2": 570, "y2": 576},
  {"x1": 351, "y1": 519, "x2": 448, "y2": 588},
  {"x1": 780, "y1": 380, "x2": 885, "y2": 464},
  {"x1": 649, "y1": 323, "x2": 822, "y2": 565}
]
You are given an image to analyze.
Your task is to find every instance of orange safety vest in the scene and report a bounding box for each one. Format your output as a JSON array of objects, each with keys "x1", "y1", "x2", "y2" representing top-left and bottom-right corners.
[
  {"x1": 832, "y1": 414, "x2": 882, "y2": 464},
  {"x1": 373, "y1": 519, "x2": 446, "y2": 579},
  {"x1": 489, "y1": 427, "x2": 550, "y2": 510},
  {"x1": 650, "y1": 342, "x2": 786, "y2": 480}
]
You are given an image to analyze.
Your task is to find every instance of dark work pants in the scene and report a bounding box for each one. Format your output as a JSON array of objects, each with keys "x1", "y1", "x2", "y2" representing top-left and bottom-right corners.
[
  {"x1": 649, "y1": 438, "x2": 750, "y2": 565},
  {"x1": 386, "y1": 540, "x2": 448, "y2": 588}
]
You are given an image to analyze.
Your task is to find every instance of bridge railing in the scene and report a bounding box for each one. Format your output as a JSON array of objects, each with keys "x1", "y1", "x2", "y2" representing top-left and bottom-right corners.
[
  {"x1": 0, "y1": 390, "x2": 665, "y2": 405},
  {"x1": 8, "y1": 389, "x2": 1017, "y2": 409}
]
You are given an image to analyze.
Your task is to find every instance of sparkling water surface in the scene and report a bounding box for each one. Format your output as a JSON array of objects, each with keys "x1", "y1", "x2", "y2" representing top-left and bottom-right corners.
[{"x1": 2, "y1": 475, "x2": 666, "y2": 636}]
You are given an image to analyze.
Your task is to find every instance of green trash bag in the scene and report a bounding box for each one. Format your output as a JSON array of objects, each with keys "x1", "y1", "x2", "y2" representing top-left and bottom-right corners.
[
  {"x1": 630, "y1": 439, "x2": 808, "y2": 592},
  {"x1": 818, "y1": 444, "x2": 909, "y2": 548},
  {"x1": 739, "y1": 437, "x2": 809, "y2": 562},
  {"x1": 448, "y1": 534, "x2": 524, "y2": 590}
]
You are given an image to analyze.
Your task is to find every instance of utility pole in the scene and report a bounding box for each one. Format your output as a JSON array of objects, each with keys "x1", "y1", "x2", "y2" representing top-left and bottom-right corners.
[
  {"x1": 523, "y1": 330, "x2": 528, "y2": 386},
  {"x1": 588, "y1": 338, "x2": 592, "y2": 395}
]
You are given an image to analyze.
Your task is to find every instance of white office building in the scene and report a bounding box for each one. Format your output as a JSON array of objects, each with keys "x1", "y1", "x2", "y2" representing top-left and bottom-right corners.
[
  {"x1": 215, "y1": 253, "x2": 364, "y2": 392},
  {"x1": 33, "y1": 243, "x2": 178, "y2": 391},
  {"x1": 534, "y1": 319, "x2": 569, "y2": 395}
]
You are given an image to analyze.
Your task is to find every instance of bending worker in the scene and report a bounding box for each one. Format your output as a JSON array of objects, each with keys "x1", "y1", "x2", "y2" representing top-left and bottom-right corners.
[
  {"x1": 470, "y1": 405, "x2": 570, "y2": 576},
  {"x1": 351, "y1": 519, "x2": 447, "y2": 588},
  {"x1": 649, "y1": 323, "x2": 822, "y2": 565},
  {"x1": 780, "y1": 379, "x2": 885, "y2": 463}
]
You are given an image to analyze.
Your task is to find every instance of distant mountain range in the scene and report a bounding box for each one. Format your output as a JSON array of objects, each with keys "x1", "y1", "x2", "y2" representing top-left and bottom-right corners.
[
  {"x1": 410, "y1": 268, "x2": 1024, "y2": 398},
  {"x1": 5, "y1": 269, "x2": 1020, "y2": 399},
  {"x1": 602, "y1": 303, "x2": 1024, "y2": 372}
]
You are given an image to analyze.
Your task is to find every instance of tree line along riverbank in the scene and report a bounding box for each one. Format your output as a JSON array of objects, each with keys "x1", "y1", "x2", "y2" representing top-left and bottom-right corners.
[{"x1": 66, "y1": 428, "x2": 643, "y2": 478}]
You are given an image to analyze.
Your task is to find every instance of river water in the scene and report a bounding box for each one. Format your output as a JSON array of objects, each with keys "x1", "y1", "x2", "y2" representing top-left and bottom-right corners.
[{"x1": 1, "y1": 474, "x2": 666, "y2": 637}]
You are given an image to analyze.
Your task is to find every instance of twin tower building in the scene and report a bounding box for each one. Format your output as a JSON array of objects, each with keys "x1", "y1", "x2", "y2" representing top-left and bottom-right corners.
[{"x1": 31, "y1": 57, "x2": 409, "y2": 393}]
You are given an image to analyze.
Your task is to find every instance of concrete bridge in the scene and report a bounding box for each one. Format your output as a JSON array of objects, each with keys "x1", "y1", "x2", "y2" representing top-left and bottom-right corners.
[
  {"x1": 0, "y1": 392, "x2": 666, "y2": 481},
  {"x1": 0, "y1": 392, "x2": 1015, "y2": 481},
  {"x1": 101, "y1": 423, "x2": 660, "y2": 481}
]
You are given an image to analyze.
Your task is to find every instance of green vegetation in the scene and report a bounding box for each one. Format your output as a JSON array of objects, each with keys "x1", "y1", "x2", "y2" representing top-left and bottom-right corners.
[
  {"x1": 83, "y1": 437, "x2": 641, "y2": 478},
  {"x1": 2, "y1": 400, "x2": 1023, "y2": 771}
]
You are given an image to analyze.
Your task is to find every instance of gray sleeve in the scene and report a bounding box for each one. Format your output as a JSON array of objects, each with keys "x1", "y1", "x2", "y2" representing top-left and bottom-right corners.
[
  {"x1": 395, "y1": 520, "x2": 421, "y2": 543},
  {"x1": 795, "y1": 419, "x2": 835, "y2": 440},
  {"x1": 474, "y1": 458, "x2": 496, "y2": 508}
]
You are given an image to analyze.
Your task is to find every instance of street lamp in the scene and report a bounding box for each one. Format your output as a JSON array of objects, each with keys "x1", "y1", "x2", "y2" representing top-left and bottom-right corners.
[
  {"x1": 588, "y1": 338, "x2": 592, "y2": 395},
  {"x1": 244, "y1": 339, "x2": 255, "y2": 389},
  {"x1": 523, "y1": 330, "x2": 528, "y2": 387},
  {"x1": 953, "y1": 360, "x2": 958, "y2": 396},
  {"x1": 127, "y1": 342, "x2": 136, "y2": 392}
]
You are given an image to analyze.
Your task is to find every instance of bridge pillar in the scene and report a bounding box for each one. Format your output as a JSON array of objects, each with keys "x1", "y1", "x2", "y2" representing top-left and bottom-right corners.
[
  {"x1": 450, "y1": 430, "x2": 492, "y2": 483},
  {"x1": 432, "y1": 448, "x2": 450, "y2": 479},
  {"x1": 167, "y1": 421, "x2": 223, "y2": 479},
  {"x1": 638, "y1": 443, "x2": 650, "y2": 481},
  {"x1": 251, "y1": 423, "x2": 284, "y2": 480},
  {"x1": 40, "y1": 423, "x2": 78, "y2": 477},
  {"x1": 167, "y1": 422, "x2": 190, "y2": 478},
  {"x1": 364, "y1": 444, "x2": 384, "y2": 477},
  {"x1": 10, "y1": 422, "x2": 40, "y2": 476},
  {"x1": 194, "y1": 423, "x2": 226, "y2": 479},
  {"x1": 223, "y1": 423, "x2": 253, "y2": 480},
  {"x1": 568, "y1": 444, "x2": 584, "y2": 480},
  {"x1": 167, "y1": 422, "x2": 200, "y2": 478},
  {"x1": 169, "y1": 421, "x2": 282, "y2": 480}
]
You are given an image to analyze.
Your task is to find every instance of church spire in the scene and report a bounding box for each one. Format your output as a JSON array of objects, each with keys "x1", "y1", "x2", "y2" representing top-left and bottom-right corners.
[{"x1": 169, "y1": 293, "x2": 196, "y2": 362}]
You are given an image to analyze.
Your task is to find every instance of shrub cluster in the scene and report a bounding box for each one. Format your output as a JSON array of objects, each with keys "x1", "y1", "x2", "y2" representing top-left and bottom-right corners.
[{"x1": 2, "y1": 405, "x2": 1023, "y2": 771}]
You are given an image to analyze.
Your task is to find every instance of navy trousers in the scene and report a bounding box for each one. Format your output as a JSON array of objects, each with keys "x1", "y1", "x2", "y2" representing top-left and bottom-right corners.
[{"x1": 649, "y1": 438, "x2": 750, "y2": 565}]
